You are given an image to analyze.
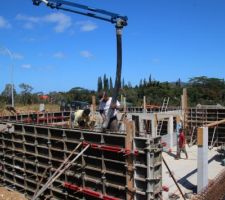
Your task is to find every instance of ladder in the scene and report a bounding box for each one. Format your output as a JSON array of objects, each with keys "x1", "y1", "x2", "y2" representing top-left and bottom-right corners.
[
  {"x1": 160, "y1": 97, "x2": 170, "y2": 112},
  {"x1": 157, "y1": 97, "x2": 170, "y2": 135},
  {"x1": 209, "y1": 126, "x2": 217, "y2": 150},
  {"x1": 189, "y1": 126, "x2": 196, "y2": 147}
]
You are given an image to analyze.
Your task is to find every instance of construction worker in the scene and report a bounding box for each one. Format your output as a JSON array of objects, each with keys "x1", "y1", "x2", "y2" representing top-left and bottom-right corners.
[
  {"x1": 176, "y1": 128, "x2": 188, "y2": 159},
  {"x1": 71, "y1": 108, "x2": 91, "y2": 128},
  {"x1": 176, "y1": 118, "x2": 182, "y2": 158},
  {"x1": 98, "y1": 91, "x2": 120, "y2": 131}
]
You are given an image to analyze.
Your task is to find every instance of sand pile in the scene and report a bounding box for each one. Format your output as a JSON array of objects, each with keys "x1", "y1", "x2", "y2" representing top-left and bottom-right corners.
[{"x1": 0, "y1": 187, "x2": 27, "y2": 200}]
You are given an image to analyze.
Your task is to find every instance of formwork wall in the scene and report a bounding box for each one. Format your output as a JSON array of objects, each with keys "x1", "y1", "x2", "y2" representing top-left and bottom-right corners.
[
  {"x1": 187, "y1": 108, "x2": 225, "y2": 145},
  {"x1": 0, "y1": 112, "x2": 162, "y2": 200}
]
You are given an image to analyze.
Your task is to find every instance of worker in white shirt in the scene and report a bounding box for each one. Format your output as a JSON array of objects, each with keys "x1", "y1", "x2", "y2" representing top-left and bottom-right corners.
[{"x1": 99, "y1": 92, "x2": 120, "y2": 131}]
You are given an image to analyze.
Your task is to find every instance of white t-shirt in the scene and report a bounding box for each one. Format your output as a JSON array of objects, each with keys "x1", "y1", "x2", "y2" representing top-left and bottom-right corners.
[{"x1": 100, "y1": 97, "x2": 120, "y2": 117}]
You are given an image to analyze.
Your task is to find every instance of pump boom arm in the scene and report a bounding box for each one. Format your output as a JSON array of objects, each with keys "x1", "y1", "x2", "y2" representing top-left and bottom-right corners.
[
  {"x1": 32, "y1": 0, "x2": 128, "y2": 130},
  {"x1": 33, "y1": 0, "x2": 127, "y2": 26}
]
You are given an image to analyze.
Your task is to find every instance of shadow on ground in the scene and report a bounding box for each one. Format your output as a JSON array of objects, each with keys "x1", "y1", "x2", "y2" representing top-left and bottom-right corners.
[{"x1": 176, "y1": 154, "x2": 222, "y2": 193}]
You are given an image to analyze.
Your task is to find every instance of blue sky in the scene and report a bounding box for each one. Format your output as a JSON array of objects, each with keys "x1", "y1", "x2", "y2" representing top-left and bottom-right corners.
[{"x1": 0, "y1": 0, "x2": 225, "y2": 93}]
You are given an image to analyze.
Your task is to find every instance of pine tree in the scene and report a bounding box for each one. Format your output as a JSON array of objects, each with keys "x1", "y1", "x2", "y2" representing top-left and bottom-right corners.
[
  {"x1": 149, "y1": 74, "x2": 152, "y2": 85},
  {"x1": 97, "y1": 76, "x2": 103, "y2": 92},
  {"x1": 109, "y1": 77, "x2": 113, "y2": 91},
  {"x1": 122, "y1": 78, "x2": 125, "y2": 89},
  {"x1": 178, "y1": 78, "x2": 181, "y2": 87},
  {"x1": 176, "y1": 78, "x2": 181, "y2": 87},
  {"x1": 103, "y1": 74, "x2": 109, "y2": 91},
  {"x1": 143, "y1": 78, "x2": 147, "y2": 87},
  {"x1": 139, "y1": 79, "x2": 143, "y2": 87},
  {"x1": 128, "y1": 81, "x2": 132, "y2": 88}
]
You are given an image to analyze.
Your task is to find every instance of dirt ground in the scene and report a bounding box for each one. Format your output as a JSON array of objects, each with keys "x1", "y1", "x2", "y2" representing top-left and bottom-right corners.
[
  {"x1": 0, "y1": 187, "x2": 27, "y2": 200},
  {"x1": 0, "y1": 104, "x2": 59, "y2": 116}
]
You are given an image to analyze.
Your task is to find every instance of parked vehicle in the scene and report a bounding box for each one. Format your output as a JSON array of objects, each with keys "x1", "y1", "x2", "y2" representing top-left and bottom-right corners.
[{"x1": 60, "y1": 100, "x2": 89, "y2": 111}]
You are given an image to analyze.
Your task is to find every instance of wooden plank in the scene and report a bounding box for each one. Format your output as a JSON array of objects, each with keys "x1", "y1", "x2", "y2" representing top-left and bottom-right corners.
[
  {"x1": 197, "y1": 127, "x2": 203, "y2": 147},
  {"x1": 182, "y1": 88, "x2": 188, "y2": 130},
  {"x1": 206, "y1": 118, "x2": 225, "y2": 128},
  {"x1": 143, "y1": 96, "x2": 146, "y2": 110},
  {"x1": 92, "y1": 95, "x2": 96, "y2": 112},
  {"x1": 125, "y1": 121, "x2": 134, "y2": 200}
]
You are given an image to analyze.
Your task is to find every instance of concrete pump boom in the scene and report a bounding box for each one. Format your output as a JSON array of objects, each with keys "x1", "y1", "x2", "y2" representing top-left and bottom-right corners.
[{"x1": 32, "y1": 0, "x2": 128, "y2": 129}]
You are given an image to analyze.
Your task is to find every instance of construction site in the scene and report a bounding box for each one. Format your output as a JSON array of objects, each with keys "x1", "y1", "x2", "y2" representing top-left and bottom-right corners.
[
  {"x1": 0, "y1": 87, "x2": 225, "y2": 200},
  {"x1": 1, "y1": 0, "x2": 225, "y2": 200}
]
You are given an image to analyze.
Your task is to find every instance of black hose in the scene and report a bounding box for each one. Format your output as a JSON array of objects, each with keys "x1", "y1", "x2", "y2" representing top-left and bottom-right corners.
[{"x1": 102, "y1": 27, "x2": 122, "y2": 129}]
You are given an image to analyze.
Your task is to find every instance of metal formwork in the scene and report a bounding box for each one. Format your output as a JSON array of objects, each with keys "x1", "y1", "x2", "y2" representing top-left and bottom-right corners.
[
  {"x1": 187, "y1": 107, "x2": 225, "y2": 145},
  {"x1": 0, "y1": 112, "x2": 162, "y2": 200}
]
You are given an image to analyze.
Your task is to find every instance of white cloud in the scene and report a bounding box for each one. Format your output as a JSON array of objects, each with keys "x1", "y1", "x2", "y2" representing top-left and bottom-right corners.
[
  {"x1": 23, "y1": 37, "x2": 36, "y2": 42},
  {"x1": 80, "y1": 50, "x2": 93, "y2": 59},
  {"x1": 152, "y1": 58, "x2": 160, "y2": 64},
  {"x1": 16, "y1": 13, "x2": 98, "y2": 33},
  {"x1": 23, "y1": 22, "x2": 34, "y2": 29},
  {"x1": 16, "y1": 13, "x2": 72, "y2": 33},
  {"x1": 53, "y1": 51, "x2": 65, "y2": 59},
  {"x1": 13, "y1": 53, "x2": 24, "y2": 60},
  {"x1": 22, "y1": 64, "x2": 31, "y2": 69},
  {"x1": 44, "y1": 13, "x2": 72, "y2": 33},
  {"x1": 77, "y1": 20, "x2": 97, "y2": 32},
  {"x1": 16, "y1": 14, "x2": 40, "y2": 23},
  {"x1": 0, "y1": 16, "x2": 11, "y2": 29},
  {"x1": 37, "y1": 65, "x2": 53, "y2": 71}
]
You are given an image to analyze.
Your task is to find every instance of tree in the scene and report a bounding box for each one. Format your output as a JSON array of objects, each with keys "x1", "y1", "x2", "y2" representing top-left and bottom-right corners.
[
  {"x1": 19, "y1": 83, "x2": 33, "y2": 105},
  {"x1": 188, "y1": 76, "x2": 225, "y2": 105},
  {"x1": 19, "y1": 83, "x2": 33, "y2": 94},
  {"x1": 122, "y1": 78, "x2": 125, "y2": 89},
  {"x1": 1, "y1": 84, "x2": 16, "y2": 104},
  {"x1": 48, "y1": 91, "x2": 64, "y2": 104},
  {"x1": 139, "y1": 79, "x2": 143, "y2": 87},
  {"x1": 149, "y1": 74, "x2": 152, "y2": 85},
  {"x1": 127, "y1": 81, "x2": 132, "y2": 88},
  {"x1": 97, "y1": 76, "x2": 103, "y2": 92},
  {"x1": 102, "y1": 76, "x2": 223, "y2": 106},
  {"x1": 103, "y1": 74, "x2": 109, "y2": 91},
  {"x1": 176, "y1": 78, "x2": 181, "y2": 87},
  {"x1": 109, "y1": 77, "x2": 113, "y2": 91},
  {"x1": 143, "y1": 78, "x2": 147, "y2": 87}
]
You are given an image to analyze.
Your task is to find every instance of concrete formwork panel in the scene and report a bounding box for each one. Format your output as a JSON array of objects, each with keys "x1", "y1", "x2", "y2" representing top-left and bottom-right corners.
[{"x1": 0, "y1": 112, "x2": 162, "y2": 200}]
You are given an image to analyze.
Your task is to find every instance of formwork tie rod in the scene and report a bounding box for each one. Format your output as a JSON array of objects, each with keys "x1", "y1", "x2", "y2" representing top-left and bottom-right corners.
[{"x1": 32, "y1": 143, "x2": 90, "y2": 200}]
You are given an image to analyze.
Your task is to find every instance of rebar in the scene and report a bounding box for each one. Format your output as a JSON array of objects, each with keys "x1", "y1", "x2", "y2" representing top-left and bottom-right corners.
[{"x1": 191, "y1": 168, "x2": 225, "y2": 200}]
